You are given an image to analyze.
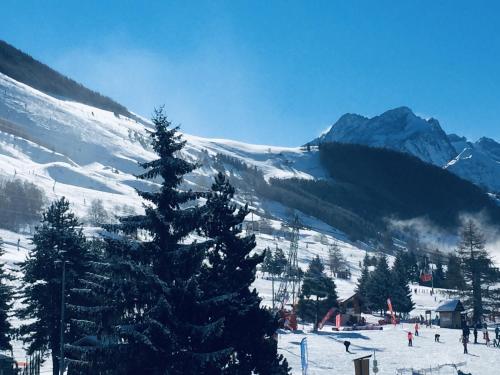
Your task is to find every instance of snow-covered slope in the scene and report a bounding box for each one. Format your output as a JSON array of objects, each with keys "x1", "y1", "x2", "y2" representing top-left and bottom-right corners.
[
  {"x1": 311, "y1": 107, "x2": 458, "y2": 167},
  {"x1": 0, "y1": 71, "x2": 327, "y2": 219},
  {"x1": 446, "y1": 136, "x2": 500, "y2": 193}
]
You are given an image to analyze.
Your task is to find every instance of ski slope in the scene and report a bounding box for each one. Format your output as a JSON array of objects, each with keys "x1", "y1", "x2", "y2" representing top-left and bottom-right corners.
[
  {"x1": 278, "y1": 323, "x2": 498, "y2": 375},
  {"x1": 1, "y1": 72, "x2": 498, "y2": 374}
]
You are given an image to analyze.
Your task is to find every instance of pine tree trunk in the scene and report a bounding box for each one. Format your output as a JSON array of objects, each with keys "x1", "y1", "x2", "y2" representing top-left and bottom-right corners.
[
  {"x1": 472, "y1": 272, "x2": 482, "y2": 321},
  {"x1": 52, "y1": 352, "x2": 59, "y2": 375}
]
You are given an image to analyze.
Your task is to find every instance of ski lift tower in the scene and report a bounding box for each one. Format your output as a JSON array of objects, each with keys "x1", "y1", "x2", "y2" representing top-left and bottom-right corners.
[{"x1": 275, "y1": 215, "x2": 301, "y2": 310}]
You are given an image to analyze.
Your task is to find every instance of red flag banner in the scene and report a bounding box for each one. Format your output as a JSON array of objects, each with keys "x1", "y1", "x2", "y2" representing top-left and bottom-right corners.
[
  {"x1": 318, "y1": 307, "x2": 336, "y2": 330},
  {"x1": 387, "y1": 298, "x2": 396, "y2": 326}
]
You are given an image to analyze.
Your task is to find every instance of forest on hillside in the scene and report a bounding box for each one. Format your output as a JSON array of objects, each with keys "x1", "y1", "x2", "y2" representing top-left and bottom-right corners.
[
  {"x1": 255, "y1": 143, "x2": 500, "y2": 241},
  {"x1": 0, "y1": 40, "x2": 130, "y2": 117}
]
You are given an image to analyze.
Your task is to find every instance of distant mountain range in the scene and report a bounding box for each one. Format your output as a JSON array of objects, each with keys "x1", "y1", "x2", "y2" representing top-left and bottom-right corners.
[{"x1": 309, "y1": 107, "x2": 500, "y2": 194}]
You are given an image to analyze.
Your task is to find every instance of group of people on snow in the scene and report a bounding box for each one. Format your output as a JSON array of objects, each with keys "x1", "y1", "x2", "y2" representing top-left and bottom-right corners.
[
  {"x1": 462, "y1": 323, "x2": 500, "y2": 353},
  {"x1": 406, "y1": 320, "x2": 500, "y2": 353}
]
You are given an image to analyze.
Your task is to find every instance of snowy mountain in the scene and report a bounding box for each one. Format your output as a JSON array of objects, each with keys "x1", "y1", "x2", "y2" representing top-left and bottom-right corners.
[
  {"x1": 446, "y1": 136, "x2": 500, "y2": 193},
  {"x1": 311, "y1": 107, "x2": 500, "y2": 193},
  {"x1": 310, "y1": 107, "x2": 457, "y2": 167},
  {"x1": 0, "y1": 71, "x2": 326, "y2": 220}
]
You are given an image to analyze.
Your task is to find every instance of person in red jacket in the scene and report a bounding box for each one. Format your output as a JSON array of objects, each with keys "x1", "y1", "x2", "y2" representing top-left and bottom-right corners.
[
  {"x1": 408, "y1": 331, "x2": 413, "y2": 347},
  {"x1": 415, "y1": 322, "x2": 420, "y2": 336}
]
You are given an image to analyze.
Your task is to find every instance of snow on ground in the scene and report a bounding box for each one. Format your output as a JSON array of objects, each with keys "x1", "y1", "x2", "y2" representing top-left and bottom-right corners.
[{"x1": 278, "y1": 323, "x2": 499, "y2": 375}]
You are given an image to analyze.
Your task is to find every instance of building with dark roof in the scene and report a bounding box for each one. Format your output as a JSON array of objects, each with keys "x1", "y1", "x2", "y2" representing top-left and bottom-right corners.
[{"x1": 435, "y1": 299, "x2": 465, "y2": 329}]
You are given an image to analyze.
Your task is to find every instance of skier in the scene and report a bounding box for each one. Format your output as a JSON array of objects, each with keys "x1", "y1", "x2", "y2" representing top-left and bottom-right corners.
[
  {"x1": 482, "y1": 323, "x2": 487, "y2": 340},
  {"x1": 485, "y1": 330, "x2": 490, "y2": 346},
  {"x1": 462, "y1": 323, "x2": 470, "y2": 343},
  {"x1": 408, "y1": 331, "x2": 413, "y2": 347},
  {"x1": 495, "y1": 326, "x2": 500, "y2": 340},
  {"x1": 473, "y1": 326, "x2": 478, "y2": 344},
  {"x1": 344, "y1": 340, "x2": 352, "y2": 353},
  {"x1": 414, "y1": 322, "x2": 419, "y2": 336},
  {"x1": 462, "y1": 334, "x2": 468, "y2": 354}
]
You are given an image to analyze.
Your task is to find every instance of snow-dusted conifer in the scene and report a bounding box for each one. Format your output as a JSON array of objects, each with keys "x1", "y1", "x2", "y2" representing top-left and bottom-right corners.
[
  {"x1": 19, "y1": 197, "x2": 89, "y2": 375},
  {"x1": 69, "y1": 108, "x2": 227, "y2": 374},
  {"x1": 201, "y1": 172, "x2": 289, "y2": 374},
  {"x1": 390, "y1": 251, "x2": 415, "y2": 315}
]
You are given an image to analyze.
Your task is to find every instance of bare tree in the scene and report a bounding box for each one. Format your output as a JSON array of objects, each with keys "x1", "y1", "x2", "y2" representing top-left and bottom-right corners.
[{"x1": 86, "y1": 199, "x2": 109, "y2": 225}]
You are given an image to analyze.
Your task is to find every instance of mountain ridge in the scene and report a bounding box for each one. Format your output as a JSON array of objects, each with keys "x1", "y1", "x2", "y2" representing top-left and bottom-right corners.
[{"x1": 309, "y1": 107, "x2": 500, "y2": 193}]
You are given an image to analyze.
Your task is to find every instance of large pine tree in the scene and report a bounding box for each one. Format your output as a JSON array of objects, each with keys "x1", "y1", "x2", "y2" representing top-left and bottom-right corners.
[
  {"x1": 445, "y1": 253, "x2": 465, "y2": 290},
  {"x1": 66, "y1": 237, "x2": 170, "y2": 374},
  {"x1": 0, "y1": 240, "x2": 13, "y2": 352},
  {"x1": 19, "y1": 197, "x2": 89, "y2": 375},
  {"x1": 67, "y1": 109, "x2": 253, "y2": 374},
  {"x1": 201, "y1": 172, "x2": 289, "y2": 374},
  {"x1": 457, "y1": 220, "x2": 498, "y2": 322}
]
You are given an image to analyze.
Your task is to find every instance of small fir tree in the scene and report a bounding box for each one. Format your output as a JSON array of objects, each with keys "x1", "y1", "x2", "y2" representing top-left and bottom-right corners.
[
  {"x1": 297, "y1": 256, "x2": 338, "y2": 331},
  {"x1": 327, "y1": 241, "x2": 346, "y2": 277},
  {"x1": 366, "y1": 255, "x2": 392, "y2": 316},
  {"x1": 390, "y1": 251, "x2": 415, "y2": 315},
  {"x1": 355, "y1": 253, "x2": 371, "y2": 312}
]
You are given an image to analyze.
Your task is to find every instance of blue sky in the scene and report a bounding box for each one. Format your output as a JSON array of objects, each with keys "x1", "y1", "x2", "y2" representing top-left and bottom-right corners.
[{"x1": 1, "y1": 1, "x2": 499, "y2": 145}]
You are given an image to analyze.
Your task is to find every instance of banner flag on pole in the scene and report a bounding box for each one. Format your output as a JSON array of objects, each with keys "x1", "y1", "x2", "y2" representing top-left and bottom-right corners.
[
  {"x1": 387, "y1": 298, "x2": 396, "y2": 326},
  {"x1": 300, "y1": 338, "x2": 308, "y2": 375},
  {"x1": 318, "y1": 307, "x2": 336, "y2": 330},
  {"x1": 336, "y1": 313, "x2": 341, "y2": 329}
]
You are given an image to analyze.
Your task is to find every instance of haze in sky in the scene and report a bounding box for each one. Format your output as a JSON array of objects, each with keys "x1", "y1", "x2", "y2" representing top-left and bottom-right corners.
[{"x1": 1, "y1": 1, "x2": 499, "y2": 145}]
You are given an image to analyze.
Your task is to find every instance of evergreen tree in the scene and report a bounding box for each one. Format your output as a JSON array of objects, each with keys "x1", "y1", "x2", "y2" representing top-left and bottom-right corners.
[
  {"x1": 67, "y1": 109, "x2": 234, "y2": 374},
  {"x1": 0, "y1": 239, "x2": 13, "y2": 351},
  {"x1": 366, "y1": 256, "x2": 392, "y2": 316},
  {"x1": 273, "y1": 247, "x2": 288, "y2": 277},
  {"x1": 404, "y1": 251, "x2": 420, "y2": 283},
  {"x1": 297, "y1": 256, "x2": 338, "y2": 331},
  {"x1": 327, "y1": 241, "x2": 346, "y2": 277},
  {"x1": 201, "y1": 172, "x2": 289, "y2": 374},
  {"x1": 19, "y1": 197, "x2": 89, "y2": 375},
  {"x1": 445, "y1": 254, "x2": 465, "y2": 290},
  {"x1": 355, "y1": 253, "x2": 371, "y2": 312},
  {"x1": 390, "y1": 252, "x2": 414, "y2": 315},
  {"x1": 433, "y1": 259, "x2": 446, "y2": 289},
  {"x1": 66, "y1": 238, "x2": 173, "y2": 375},
  {"x1": 261, "y1": 247, "x2": 274, "y2": 277},
  {"x1": 457, "y1": 220, "x2": 497, "y2": 322}
]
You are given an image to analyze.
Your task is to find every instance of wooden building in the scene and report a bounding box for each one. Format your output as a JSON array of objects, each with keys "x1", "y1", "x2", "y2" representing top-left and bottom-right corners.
[
  {"x1": 435, "y1": 299, "x2": 465, "y2": 329},
  {"x1": 338, "y1": 293, "x2": 363, "y2": 325}
]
